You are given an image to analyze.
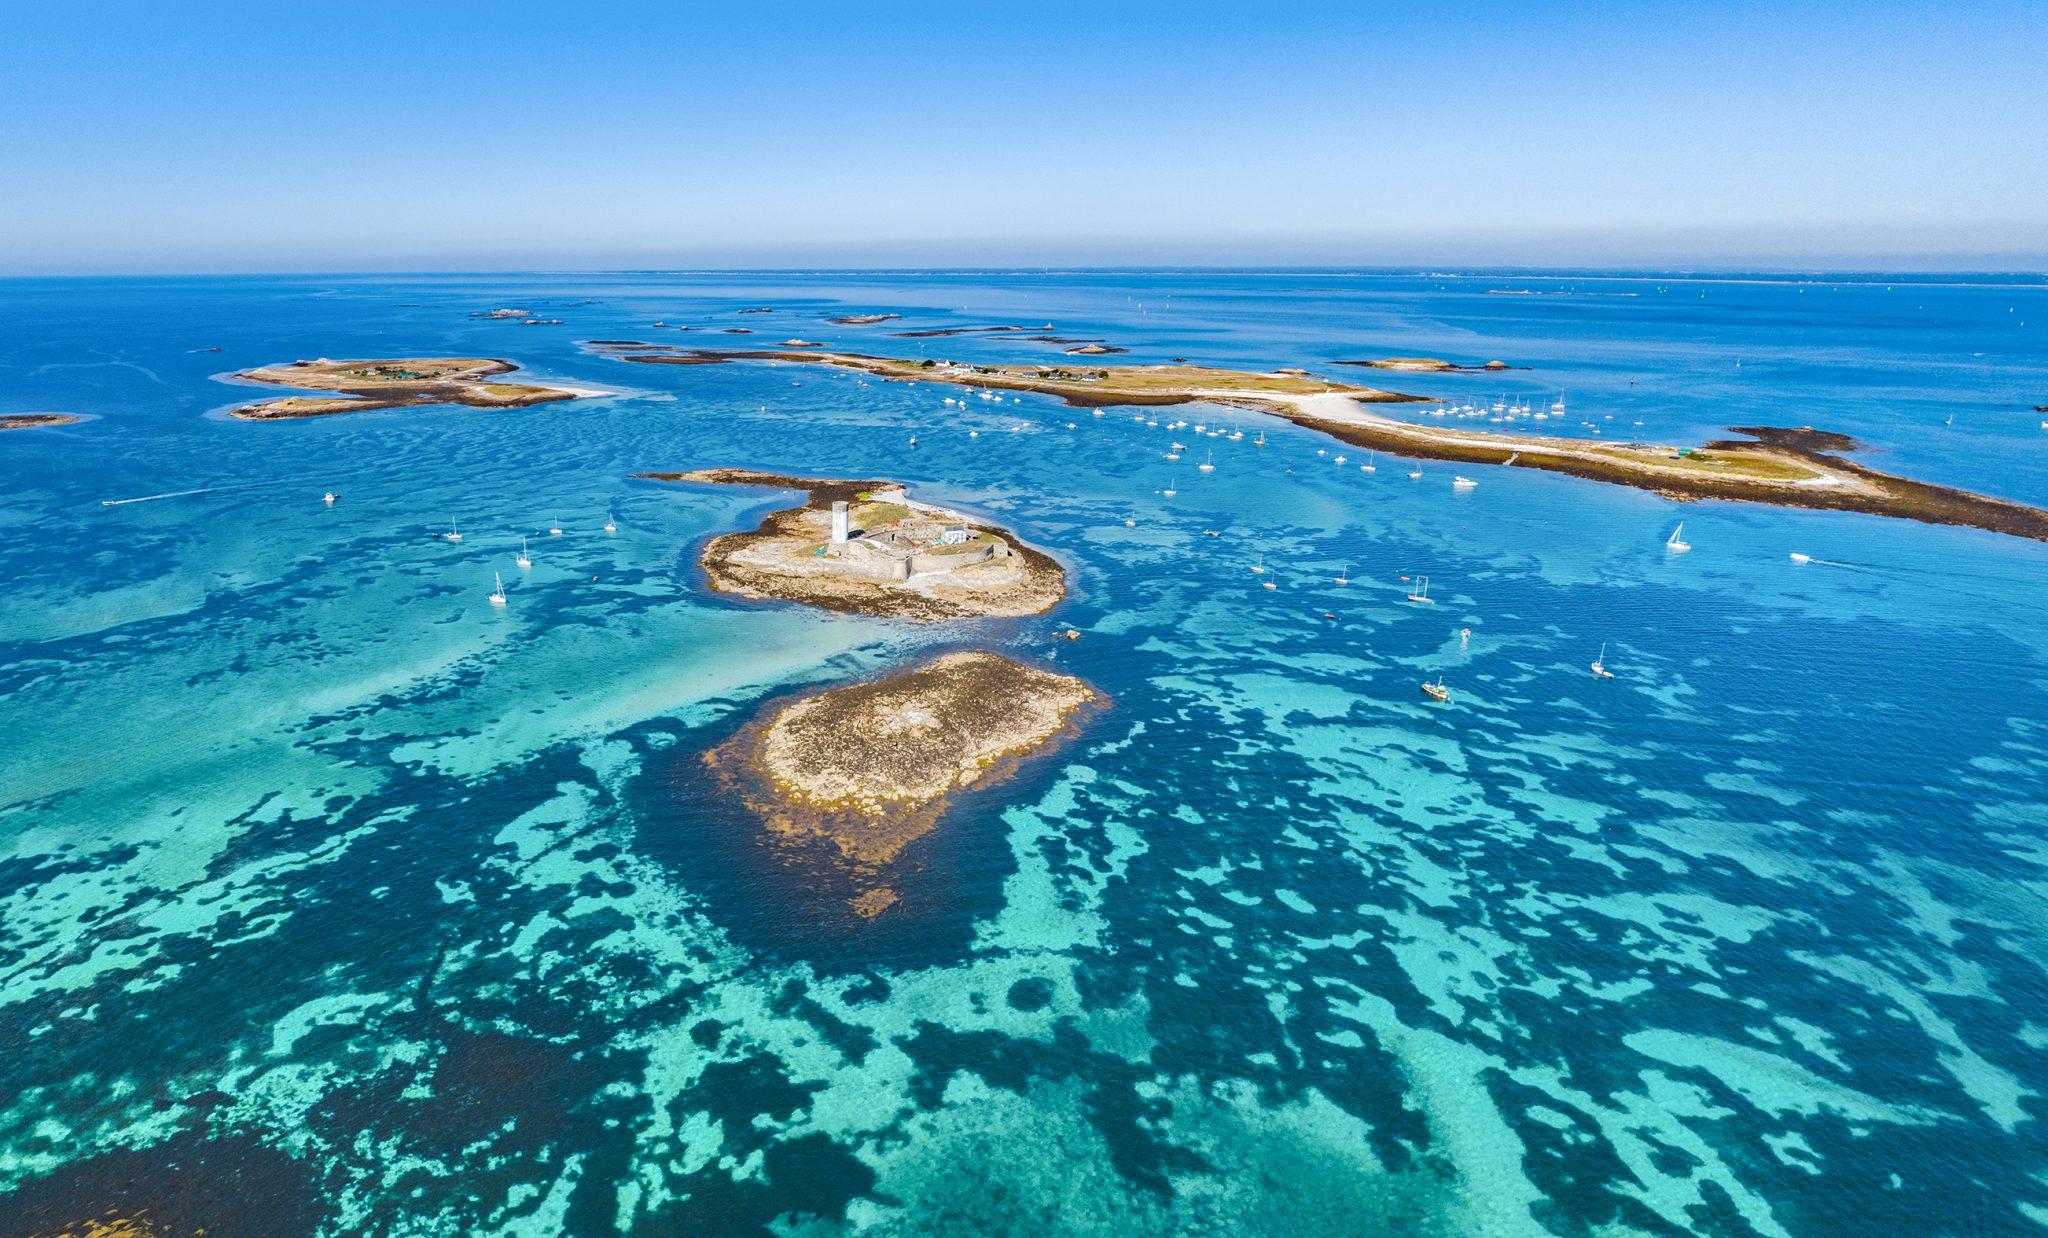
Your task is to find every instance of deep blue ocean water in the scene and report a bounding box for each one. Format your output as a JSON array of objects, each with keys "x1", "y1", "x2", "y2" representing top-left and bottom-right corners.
[{"x1": 0, "y1": 271, "x2": 2044, "y2": 1235}]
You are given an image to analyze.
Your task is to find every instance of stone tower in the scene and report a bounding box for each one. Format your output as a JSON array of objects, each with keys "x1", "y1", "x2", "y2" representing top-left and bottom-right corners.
[{"x1": 830, "y1": 500, "x2": 850, "y2": 548}]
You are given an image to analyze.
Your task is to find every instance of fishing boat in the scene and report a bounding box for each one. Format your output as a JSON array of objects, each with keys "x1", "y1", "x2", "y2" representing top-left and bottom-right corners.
[
  {"x1": 1421, "y1": 677, "x2": 1451, "y2": 702},
  {"x1": 516, "y1": 536, "x2": 532, "y2": 570},
  {"x1": 1590, "y1": 643, "x2": 1614, "y2": 679},
  {"x1": 1666, "y1": 523, "x2": 1691, "y2": 553},
  {"x1": 1453, "y1": 476, "x2": 1477, "y2": 490},
  {"x1": 1406, "y1": 575, "x2": 1434, "y2": 604},
  {"x1": 488, "y1": 572, "x2": 507, "y2": 607},
  {"x1": 1789, "y1": 552, "x2": 1812, "y2": 564},
  {"x1": 444, "y1": 519, "x2": 463, "y2": 543}
]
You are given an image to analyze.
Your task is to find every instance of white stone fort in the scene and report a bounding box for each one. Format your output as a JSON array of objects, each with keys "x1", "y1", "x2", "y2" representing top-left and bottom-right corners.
[{"x1": 822, "y1": 497, "x2": 1011, "y2": 583}]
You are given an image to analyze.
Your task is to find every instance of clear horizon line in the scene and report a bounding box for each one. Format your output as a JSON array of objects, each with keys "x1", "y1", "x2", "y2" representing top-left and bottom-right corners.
[{"x1": 4, "y1": 263, "x2": 2046, "y2": 281}]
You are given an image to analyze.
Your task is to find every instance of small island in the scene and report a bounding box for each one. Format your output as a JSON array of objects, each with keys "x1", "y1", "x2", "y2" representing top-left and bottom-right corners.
[
  {"x1": 226, "y1": 357, "x2": 589, "y2": 421},
  {"x1": 602, "y1": 345, "x2": 2048, "y2": 542},
  {"x1": 891, "y1": 324, "x2": 1048, "y2": 339},
  {"x1": 706, "y1": 651, "x2": 1100, "y2": 915},
  {"x1": 826, "y1": 313, "x2": 902, "y2": 326},
  {"x1": 0, "y1": 413, "x2": 81, "y2": 431},
  {"x1": 636, "y1": 468, "x2": 1066, "y2": 621},
  {"x1": 1339, "y1": 357, "x2": 1511, "y2": 372}
]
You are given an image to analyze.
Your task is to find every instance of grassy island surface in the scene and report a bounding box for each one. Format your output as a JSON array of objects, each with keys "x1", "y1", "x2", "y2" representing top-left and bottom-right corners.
[
  {"x1": 636, "y1": 468, "x2": 1067, "y2": 621},
  {"x1": 604, "y1": 345, "x2": 2048, "y2": 542},
  {"x1": 705, "y1": 652, "x2": 1100, "y2": 916},
  {"x1": 0, "y1": 413, "x2": 82, "y2": 431},
  {"x1": 226, "y1": 357, "x2": 588, "y2": 420}
]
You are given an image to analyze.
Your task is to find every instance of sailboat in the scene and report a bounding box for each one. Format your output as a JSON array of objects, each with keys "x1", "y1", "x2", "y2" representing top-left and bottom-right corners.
[
  {"x1": 1360, "y1": 451, "x2": 1376, "y2": 473},
  {"x1": 1406, "y1": 575, "x2": 1434, "y2": 604},
  {"x1": 444, "y1": 519, "x2": 463, "y2": 543},
  {"x1": 1407, "y1": 466, "x2": 1423, "y2": 480},
  {"x1": 488, "y1": 572, "x2": 507, "y2": 607},
  {"x1": 1162, "y1": 475, "x2": 1178, "y2": 498},
  {"x1": 1666, "y1": 523, "x2": 1691, "y2": 553},
  {"x1": 549, "y1": 518, "x2": 564, "y2": 536},
  {"x1": 1198, "y1": 450, "x2": 1215, "y2": 473},
  {"x1": 1250, "y1": 558, "x2": 1266, "y2": 575},
  {"x1": 516, "y1": 537, "x2": 532, "y2": 569},
  {"x1": 604, "y1": 511, "x2": 617, "y2": 534},
  {"x1": 1590, "y1": 643, "x2": 1614, "y2": 679},
  {"x1": 322, "y1": 491, "x2": 337, "y2": 506},
  {"x1": 1421, "y1": 677, "x2": 1451, "y2": 703},
  {"x1": 1335, "y1": 565, "x2": 1350, "y2": 585},
  {"x1": 1254, "y1": 431, "x2": 1266, "y2": 447}
]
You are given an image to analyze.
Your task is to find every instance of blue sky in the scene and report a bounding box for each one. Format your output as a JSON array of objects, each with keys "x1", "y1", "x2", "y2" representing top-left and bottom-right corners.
[{"x1": 2, "y1": 0, "x2": 2044, "y2": 272}]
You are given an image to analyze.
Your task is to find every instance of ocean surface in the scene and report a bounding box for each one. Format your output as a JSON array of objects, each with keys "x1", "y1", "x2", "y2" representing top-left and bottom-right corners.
[{"x1": 1, "y1": 270, "x2": 2045, "y2": 1235}]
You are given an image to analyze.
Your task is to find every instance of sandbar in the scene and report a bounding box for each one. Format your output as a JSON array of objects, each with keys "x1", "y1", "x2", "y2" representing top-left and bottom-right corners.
[{"x1": 0, "y1": 413, "x2": 81, "y2": 431}]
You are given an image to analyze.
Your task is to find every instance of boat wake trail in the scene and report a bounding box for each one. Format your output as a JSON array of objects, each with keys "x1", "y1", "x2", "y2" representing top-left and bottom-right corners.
[
  {"x1": 99, "y1": 479, "x2": 302, "y2": 507},
  {"x1": 101, "y1": 487, "x2": 224, "y2": 507}
]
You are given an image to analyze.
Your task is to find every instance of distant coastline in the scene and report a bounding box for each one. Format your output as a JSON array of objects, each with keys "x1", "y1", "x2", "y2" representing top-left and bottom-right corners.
[{"x1": 603, "y1": 344, "x2": 2048, "y2": 543}]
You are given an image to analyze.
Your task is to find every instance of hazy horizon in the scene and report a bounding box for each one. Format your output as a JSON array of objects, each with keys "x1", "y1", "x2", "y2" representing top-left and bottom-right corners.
[{"x1": 4, "y1": 1, "x2": 2044, "y2": 275}]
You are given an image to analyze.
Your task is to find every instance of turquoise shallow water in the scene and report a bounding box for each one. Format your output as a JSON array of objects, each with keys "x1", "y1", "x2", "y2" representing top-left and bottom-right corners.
[{"x1": 1, "y1": 271, "x2": 2045, "y2": 1235}]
